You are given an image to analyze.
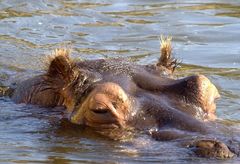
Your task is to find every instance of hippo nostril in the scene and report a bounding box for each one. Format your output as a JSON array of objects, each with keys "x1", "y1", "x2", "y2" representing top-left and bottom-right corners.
[{"x1": 91, "y1": 108, "x2": 108, "y2": 114}]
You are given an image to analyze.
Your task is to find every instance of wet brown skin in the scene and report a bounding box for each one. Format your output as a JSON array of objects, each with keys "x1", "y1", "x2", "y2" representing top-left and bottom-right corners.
[{"x1": 10, "y1": 39, "x2": 237, "y2": 159}]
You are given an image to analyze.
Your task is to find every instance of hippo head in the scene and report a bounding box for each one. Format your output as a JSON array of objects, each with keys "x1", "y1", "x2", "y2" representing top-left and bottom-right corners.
[{"x1": 44, "y1": 48, "x2": 220, "y2": 130}]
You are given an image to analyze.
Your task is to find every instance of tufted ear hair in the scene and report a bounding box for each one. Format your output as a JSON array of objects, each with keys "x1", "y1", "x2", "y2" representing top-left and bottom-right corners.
[
  {"x1": 157, "y1": 36, "x2": 179, "y2": 73},
  {"x1": 46, "y1": 49, "x2": 75, "y2": 83}
]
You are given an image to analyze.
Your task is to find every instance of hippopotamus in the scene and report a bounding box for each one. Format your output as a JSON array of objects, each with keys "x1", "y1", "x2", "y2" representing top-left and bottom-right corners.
[{"x1": 3, "y1": 37, "x2": 239, "y2": 159}]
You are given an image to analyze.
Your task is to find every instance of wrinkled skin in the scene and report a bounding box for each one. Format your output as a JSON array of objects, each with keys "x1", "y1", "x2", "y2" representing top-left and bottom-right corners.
[{"x1": 8, "y1": 40, "x2": 238, "y2": 159}]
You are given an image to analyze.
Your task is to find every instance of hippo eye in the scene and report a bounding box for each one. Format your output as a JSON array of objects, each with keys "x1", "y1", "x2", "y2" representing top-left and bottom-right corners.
[
  {"x1": 91, "y1": 108, "x2": 108, "y2": 114},
  {"x1": 112, "y1": 102, "x2": 117, "y2": 109}
]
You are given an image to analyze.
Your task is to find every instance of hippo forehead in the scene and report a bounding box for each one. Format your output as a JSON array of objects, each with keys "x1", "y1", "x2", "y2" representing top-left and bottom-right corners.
[{"x1": 69, "y1": 68, "x2": 132, "y2": 107}]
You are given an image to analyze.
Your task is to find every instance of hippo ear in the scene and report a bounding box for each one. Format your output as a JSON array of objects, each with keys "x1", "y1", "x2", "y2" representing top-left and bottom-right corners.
[
  {"x1": 47, "y1": 49, "x2": 75, "y2": 82},
  {"x1": 157, "y1": 36, "x2": 179, "y2": 73}
]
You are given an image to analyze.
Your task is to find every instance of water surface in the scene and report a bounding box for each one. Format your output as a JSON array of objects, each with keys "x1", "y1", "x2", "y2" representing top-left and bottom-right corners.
[{"x1": 0, "y1": 0, "x2": 240, "y2": 163}]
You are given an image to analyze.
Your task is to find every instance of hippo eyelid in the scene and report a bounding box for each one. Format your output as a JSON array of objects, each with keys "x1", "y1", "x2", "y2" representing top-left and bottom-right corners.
[{"x1": 91, "y1": 108, "x2": 109, "y2": 114}]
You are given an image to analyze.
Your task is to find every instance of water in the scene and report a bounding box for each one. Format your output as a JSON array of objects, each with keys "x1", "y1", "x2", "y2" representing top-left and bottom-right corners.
[{"x1": 0, "y1": 0, "x2": 240, "y2": 163}]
